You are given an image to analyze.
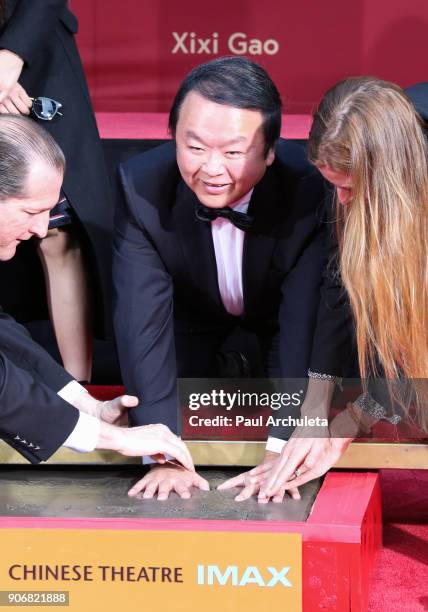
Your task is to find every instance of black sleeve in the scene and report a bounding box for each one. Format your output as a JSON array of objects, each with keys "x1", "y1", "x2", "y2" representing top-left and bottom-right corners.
[
  {"x1": 279, "y1": 218, "x2": 326, "y2": 378},
  {"x1": 309, "y1": 190, "x2": 355, "y2": 377},
  {"x1": 0, "y1": 0, "x2": 67, "y2": 65},
  {"x1": 0, "y1": 312, "x2": 73, "y2": 392},
  {"x1": 0, "y1": 351, "x2": 79, "y2": 463},
  {"x1": 112, "y1": 167, "x2": 178, "y2": 432}
]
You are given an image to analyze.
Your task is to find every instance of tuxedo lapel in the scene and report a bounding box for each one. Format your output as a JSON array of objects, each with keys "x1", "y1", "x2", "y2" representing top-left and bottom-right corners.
[
  {"x1": 243, "y1": 166, "x2": 284, "y2": 312},
  {"x1": 173, "y1": 181, "x2": 224, "y2": 310}
]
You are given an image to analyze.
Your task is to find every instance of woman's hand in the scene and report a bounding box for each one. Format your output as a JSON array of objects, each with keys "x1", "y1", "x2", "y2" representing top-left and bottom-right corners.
[
  {"x1": 259, "y1": 406, "x2": 360, "y2": 497},
  {"x1": 259, "y1": 433, "x2": 353, "y2": 498},
  {"x1": 0, "y1": 50, "x2": 32, "y2": 114}
]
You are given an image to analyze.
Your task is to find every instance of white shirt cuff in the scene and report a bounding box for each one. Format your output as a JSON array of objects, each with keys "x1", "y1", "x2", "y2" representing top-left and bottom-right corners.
[
  {"x1": 57, "y1": 380, "x2": 88, "y2": 404},
  {"x1": 63, "y1": 411, "x2": 101, "y2": 453},
  {"x1": 266, "y1": 436, "x2": 287, "y2": 454}
]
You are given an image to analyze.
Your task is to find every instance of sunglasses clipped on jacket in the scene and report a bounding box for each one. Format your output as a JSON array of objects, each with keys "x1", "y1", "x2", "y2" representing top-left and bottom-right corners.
[{"x1": 30, "y1": 96, "x2": 63, "y2": 121}]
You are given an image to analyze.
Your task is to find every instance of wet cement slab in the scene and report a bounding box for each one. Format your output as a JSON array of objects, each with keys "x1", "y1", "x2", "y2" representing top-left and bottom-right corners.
[{"x1": 0, "y1": 467, "x2": 321, "y2": 522}]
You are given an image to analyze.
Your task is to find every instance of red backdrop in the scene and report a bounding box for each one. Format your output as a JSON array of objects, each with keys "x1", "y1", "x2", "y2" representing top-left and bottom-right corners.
[{"x1": 71, "y1": 0, "x2": 428, "y2": 113}]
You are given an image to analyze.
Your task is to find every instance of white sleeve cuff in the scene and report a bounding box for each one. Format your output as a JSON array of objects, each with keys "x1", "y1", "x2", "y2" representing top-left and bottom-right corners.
[
  {"x1": 266, "y1": 436, "x2": 287, "y2": 454},
  {"x1": 63, "y1": 411, "x2": 101, "y2": 453},
  {"x1": 57, "y1": 380, "x2": 88, "y2": 405}
]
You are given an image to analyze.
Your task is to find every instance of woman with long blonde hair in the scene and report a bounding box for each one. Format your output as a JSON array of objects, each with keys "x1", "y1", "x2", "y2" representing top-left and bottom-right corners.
[
  {"x1": 258, "y1": 77, "x2": 428, "y2": 500},
  {"x1": 310, "y1": 77, "x2": 428, "y2": 388}
]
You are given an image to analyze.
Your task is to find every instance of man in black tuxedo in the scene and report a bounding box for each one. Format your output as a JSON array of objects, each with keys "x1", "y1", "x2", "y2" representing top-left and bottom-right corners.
[
  {"x1": 0, "y1": 114, "x2": 194, "y2": 472},
  {"x1": 114, "y1": 57, "x2": 327, "y2": 501}
]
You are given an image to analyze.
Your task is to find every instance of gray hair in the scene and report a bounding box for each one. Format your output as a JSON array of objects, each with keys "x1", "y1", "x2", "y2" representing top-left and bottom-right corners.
[{"x1": 0, "y1": 115, "x2": 65, "y2": 200}]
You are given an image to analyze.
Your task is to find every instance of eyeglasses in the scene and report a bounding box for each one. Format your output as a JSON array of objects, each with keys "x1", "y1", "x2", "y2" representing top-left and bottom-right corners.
[{"x1": 31, "y1": 97, "x2": 63, "y2": 121}]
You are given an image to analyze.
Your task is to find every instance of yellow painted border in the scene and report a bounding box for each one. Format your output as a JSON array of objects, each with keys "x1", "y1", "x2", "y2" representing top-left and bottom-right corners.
[{"x1": 1, "y1": 440, "x2": 427, "y2": 469}]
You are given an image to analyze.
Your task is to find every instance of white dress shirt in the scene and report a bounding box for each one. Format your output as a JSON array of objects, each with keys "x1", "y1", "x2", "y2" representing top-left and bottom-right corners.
[
  {"x1": 210, "y1": 190, "x2": 284, "y2": 453},
  {"x1": 211, "y1": 191, "x2": 253, "y2": 315}
]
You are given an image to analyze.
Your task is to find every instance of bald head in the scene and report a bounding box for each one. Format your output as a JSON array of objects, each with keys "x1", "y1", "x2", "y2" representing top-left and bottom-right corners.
[
  {"x1": 0, "y1": 115, "x2": 65, "y2": 201},
  {"x1": 0, "y1": 115, "x2": 65, "y2": 261}
]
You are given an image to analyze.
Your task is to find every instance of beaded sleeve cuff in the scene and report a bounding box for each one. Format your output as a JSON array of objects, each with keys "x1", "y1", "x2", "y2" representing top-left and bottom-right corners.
[
  {"x1": 354, "y1": 393, "x2": 401, "y2": 424},
  {"x1": 308, "y1": 369, "x2": 342, "y2": 388}
]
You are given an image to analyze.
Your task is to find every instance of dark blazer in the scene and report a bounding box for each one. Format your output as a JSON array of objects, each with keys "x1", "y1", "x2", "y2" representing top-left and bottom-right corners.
[
  {"x1": 308, "y1": 186, "x2": 356, "y2": 378},
  {"x1": 0, "y1": 0, "x2": 114, "y2": 335},
  {"x1": 0, "y1": 310, "x2": 79, "y2": 463},
  {"x1": 0, "y1": 310, "x2": 73, "y2": 391},
  {"x1": 405, "y1": 82, "x2": 428, "y2": 125},
  {"x1": 113, "y1": 139, "x2": 331, "y2": 430}
]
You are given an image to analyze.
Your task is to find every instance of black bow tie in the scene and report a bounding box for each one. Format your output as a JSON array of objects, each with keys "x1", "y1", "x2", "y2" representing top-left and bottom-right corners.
[{"x1": 195, "y1": 203, "x2": 253, "y2": 231}]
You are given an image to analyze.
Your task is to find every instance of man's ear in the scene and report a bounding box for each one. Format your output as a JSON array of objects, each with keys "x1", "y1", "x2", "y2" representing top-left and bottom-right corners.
[{"x1": 266, "y1": 147, "x2": 275, "y2": 166}]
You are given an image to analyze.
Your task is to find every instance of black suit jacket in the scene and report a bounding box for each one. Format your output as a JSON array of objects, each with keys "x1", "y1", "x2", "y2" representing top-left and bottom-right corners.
[
  {"x1": 0, "y1": 0, "x2": 114, "y2": 335},
  {"x1": 405, "y1": 82, "x2": 428, "y2": 125},
  {"x1": 307, "y1": 183, "x2": 356, "y2": 377},
  {"x1": 113, "y1": 139, "x2": 339, "y2": 430},
  {"x1": 0, "y1": 310, "x2": 79, "y2": 462}
]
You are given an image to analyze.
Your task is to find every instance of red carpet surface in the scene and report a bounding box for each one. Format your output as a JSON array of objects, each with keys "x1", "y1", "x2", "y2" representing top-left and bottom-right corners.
[{"x1": 368, "y1": 470, "x2": 428, "y2": 612}]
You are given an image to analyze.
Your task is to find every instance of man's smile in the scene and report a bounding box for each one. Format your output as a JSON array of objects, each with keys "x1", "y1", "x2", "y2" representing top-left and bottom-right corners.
[{"x1": 200, "y1": 180, "x2": 231, "y2": 194}]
